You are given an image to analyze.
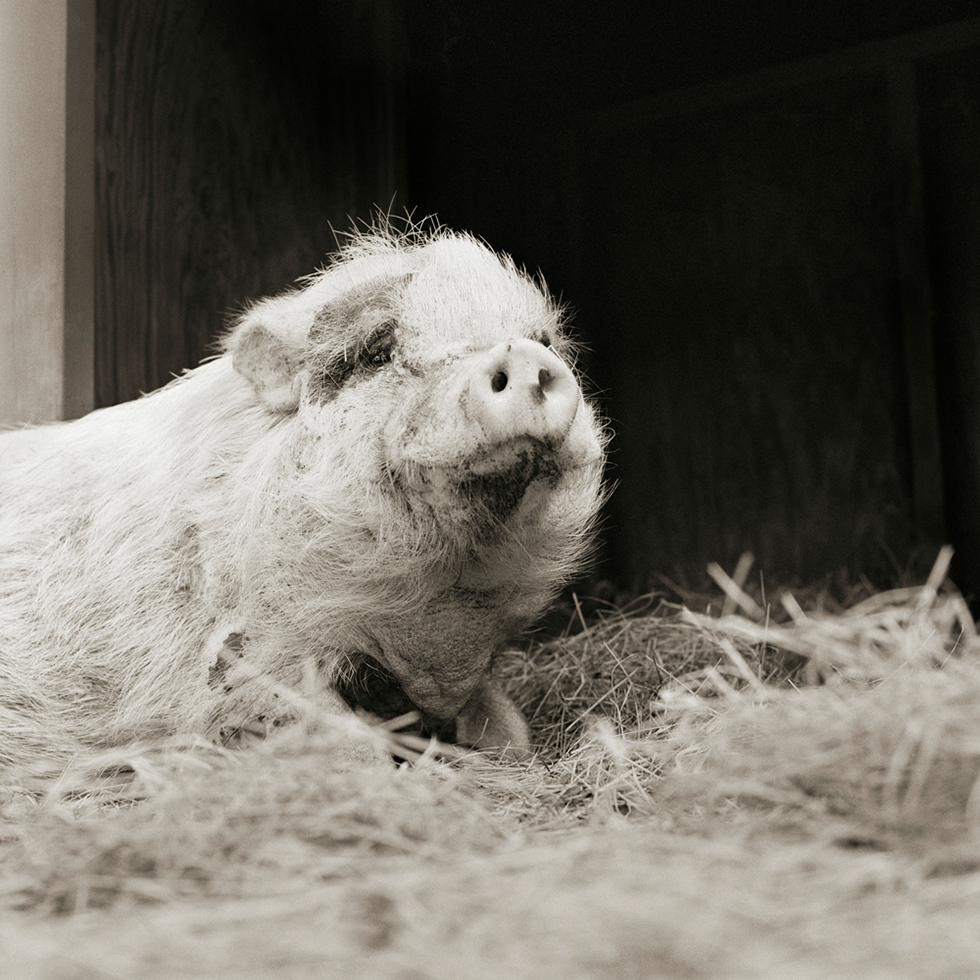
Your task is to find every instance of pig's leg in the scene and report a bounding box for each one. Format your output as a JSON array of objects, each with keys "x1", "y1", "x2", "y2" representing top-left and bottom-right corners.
[
  {"x1": 454, "y1": 672, "x2": 532, "y2": 760},
  {"x1": 210, "y1": 635, "x2": 391, "y2": 768}
]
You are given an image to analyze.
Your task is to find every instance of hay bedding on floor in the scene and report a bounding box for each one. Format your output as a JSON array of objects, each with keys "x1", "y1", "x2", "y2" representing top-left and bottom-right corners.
[{"x1": 4, "y1": 547, "x2": 980, "y2": 978}]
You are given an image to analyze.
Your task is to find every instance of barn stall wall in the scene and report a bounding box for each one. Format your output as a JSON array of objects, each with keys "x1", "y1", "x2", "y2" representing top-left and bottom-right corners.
[
  {"x1": 95, "y1": 0, "x2": 405, "y2": 407},
  {"x1": 403, "y1": 3, "x2": 980, "y2": 600}
]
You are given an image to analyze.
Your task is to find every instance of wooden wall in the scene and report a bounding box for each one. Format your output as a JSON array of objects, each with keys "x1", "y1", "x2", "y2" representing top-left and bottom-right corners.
[
  {"x1": 95, "y1": 0, "x2": 404, "y2": 406},
  {"x1": 919, "y1": 49, "x2": 980, "y2": 604},
  {"x1": 583, "y1": 73, "x2": 922, "y2": 586},
  {"x1": 403, "y1": 2, "x2": 980, "y2": 598}
]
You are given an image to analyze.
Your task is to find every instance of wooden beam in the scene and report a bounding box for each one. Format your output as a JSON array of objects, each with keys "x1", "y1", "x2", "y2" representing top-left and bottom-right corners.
[
  {"x1": 590, "y1": 16, "x2": 980, "y2": 129},
  {"x1": 0, "y1": 0, "x2": 95, "y2": 425}
]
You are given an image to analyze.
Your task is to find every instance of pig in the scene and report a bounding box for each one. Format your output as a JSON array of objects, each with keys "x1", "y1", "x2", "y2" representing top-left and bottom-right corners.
[{"x1": 0, "y1": 224, "x2": 606, "y2": 778}]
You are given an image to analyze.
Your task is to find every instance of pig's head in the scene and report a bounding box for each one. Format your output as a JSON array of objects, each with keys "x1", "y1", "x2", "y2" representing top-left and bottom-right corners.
[{"x1": 225, "y1": 228, "x2": 606, "y2": 720}]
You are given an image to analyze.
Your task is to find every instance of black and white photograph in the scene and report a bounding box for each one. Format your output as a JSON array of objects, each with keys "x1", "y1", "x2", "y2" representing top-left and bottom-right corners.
[{"x1": 3, "y1": 2, "x2": 980, "y2": 976}]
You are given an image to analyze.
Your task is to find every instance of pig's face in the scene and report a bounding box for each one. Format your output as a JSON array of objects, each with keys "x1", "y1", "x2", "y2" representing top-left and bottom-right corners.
[{"x1": 227, "y1": 231, "x2": 605, "y2": 718}]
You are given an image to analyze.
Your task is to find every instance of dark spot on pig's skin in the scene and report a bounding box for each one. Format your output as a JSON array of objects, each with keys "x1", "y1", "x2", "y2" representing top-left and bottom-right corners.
[
  {"x1": 308, "y1": 278, "x2": 403, "y2": 404},
  {"x1": 208, "y1": 633, "x2": 244, "y2": 690},
  {"x1": 459, "y1": 452, "x2": 551, "y2": 520},
  {"x1": 307, "y1": 372, "x2": 345, "y2": 406},
  {"x1": 208, "y1": 661, "x2": 232, "y2": 692},
  {"x1": 308, "y1": 324, "x2": 396, "y2": 405},
  {"x1": 175, "y1": 525, "x2": 201, "y2": 598}
]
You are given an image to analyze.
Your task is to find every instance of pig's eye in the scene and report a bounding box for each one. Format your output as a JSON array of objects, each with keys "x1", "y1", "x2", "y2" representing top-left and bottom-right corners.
[
  {"x1": 314, "y1": 322, "x2": 397, "y2": 398},
  {"x1": 537, "y1": 332, "x2": 554, "y2": 349},
  {"x1": 360, "y1": 324, "x2": 396, "y2": 368}
]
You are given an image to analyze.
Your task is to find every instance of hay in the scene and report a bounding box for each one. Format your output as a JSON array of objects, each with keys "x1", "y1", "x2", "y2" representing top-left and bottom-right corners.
[
  {"x1": 496, "y1": 597, "x2": 793, "y2": 759},
  {"x1": 5, "y1": 546, "x2": 980, "y2": 977},
  {"x1": 491, "y1": 546, "x2": 980, "y2": 840},
  {"x1": 2, "y1": 732, "x2": 515, "y2": 915}
]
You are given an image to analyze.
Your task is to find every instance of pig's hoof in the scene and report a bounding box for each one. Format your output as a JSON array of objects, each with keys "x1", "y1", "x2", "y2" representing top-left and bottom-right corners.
[{"x1": 454, "y1": 673, "x2": 533, "y2": 761}]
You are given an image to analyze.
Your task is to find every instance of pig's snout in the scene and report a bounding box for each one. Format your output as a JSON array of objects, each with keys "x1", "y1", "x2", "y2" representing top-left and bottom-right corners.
[{"x1": 467, "y1": 339, "x2": 579, "y2": 451}]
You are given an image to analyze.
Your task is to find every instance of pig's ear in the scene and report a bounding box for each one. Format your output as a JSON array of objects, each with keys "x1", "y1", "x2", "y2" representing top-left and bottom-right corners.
[{"x1": 229, "y1": 319, "x2": 304, "y2": 414}]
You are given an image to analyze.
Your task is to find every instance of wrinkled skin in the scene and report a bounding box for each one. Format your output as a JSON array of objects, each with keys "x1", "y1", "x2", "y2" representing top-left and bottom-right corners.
[{"x1": 0, "y1": 226, "x2": 606, "y2": 775}]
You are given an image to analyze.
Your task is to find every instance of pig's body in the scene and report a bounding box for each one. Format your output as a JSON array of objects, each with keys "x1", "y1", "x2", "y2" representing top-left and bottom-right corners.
[{"x1": 0, "y1": 228, "x2": 605, "y2": 776}]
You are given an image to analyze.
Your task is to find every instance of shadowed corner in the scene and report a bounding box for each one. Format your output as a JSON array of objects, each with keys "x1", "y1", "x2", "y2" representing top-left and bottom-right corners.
[{"x1": 334, "y1": 655, "x2": 458, "y2": 744}]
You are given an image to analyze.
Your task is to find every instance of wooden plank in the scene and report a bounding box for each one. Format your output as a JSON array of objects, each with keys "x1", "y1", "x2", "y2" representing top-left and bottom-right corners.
[
  {"x1": 916, "y1": 51, "x2": 980, "y2": 600},
  {"x1": 886, "y1": 61, "x2": 946, "y2": 544},
  {"x1": 63, "y1": 0, "x2": 96, "y2": 420},
  {"x1": 582, "y1": 73, "x2": 923, "y2": 586},
  {"x1": 0, "y1": 0, "x2": 95, "y2": 425}
]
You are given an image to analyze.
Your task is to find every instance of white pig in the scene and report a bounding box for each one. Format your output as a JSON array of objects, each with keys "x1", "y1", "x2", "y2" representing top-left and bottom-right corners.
[{"x1": 0, "y1": 225, "x2": 606, "y2": 777}]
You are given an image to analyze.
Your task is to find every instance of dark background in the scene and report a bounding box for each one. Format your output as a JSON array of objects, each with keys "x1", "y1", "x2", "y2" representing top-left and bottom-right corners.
[{"x1": 94, "y1": 0, "x2": 980, "y2": 601}]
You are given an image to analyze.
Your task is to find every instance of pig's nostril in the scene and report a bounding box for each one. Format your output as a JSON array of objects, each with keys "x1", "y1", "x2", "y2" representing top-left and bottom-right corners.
[{"x1": 468, "y1": 338, "x2": 579, "y2": 451}]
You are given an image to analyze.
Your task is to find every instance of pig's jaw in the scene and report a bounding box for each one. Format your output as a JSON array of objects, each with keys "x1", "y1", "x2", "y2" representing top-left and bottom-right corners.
[
  {"x1": 383, "y1": 655, "x2": 479, "y2": 719},
  {"x1": 360, "y1": 599, "x2": 503, "y2": 720},
  {"x1": 411, "y1": 436, "x2": 562, "y2": 525}
]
